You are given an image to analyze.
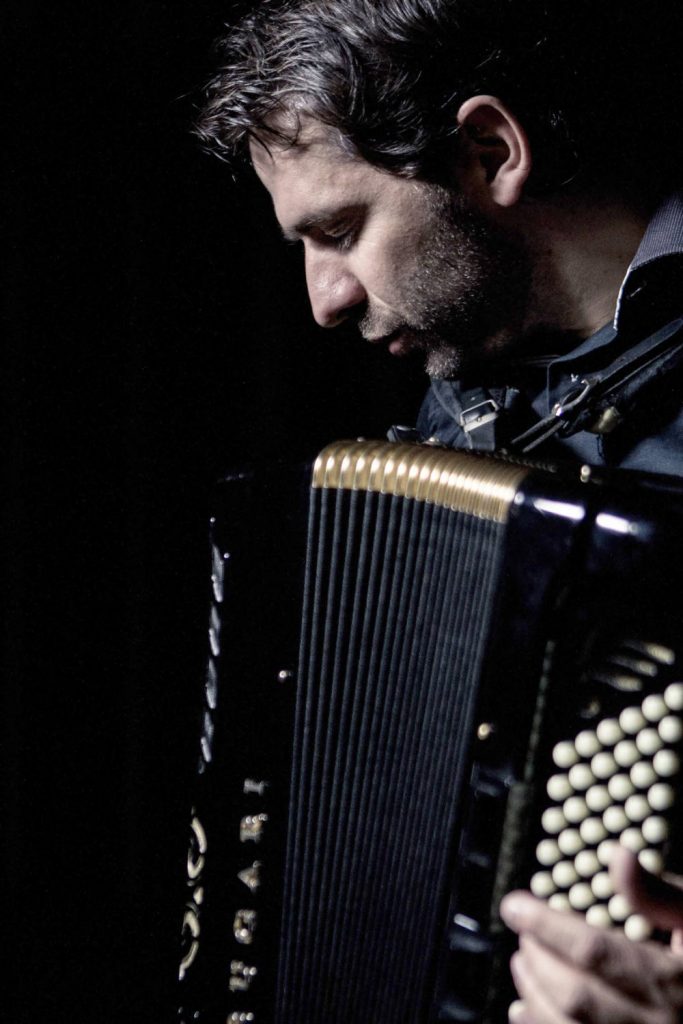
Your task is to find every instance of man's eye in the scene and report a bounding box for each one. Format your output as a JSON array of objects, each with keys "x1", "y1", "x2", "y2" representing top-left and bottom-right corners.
[{"x1": 324, "y1": 226, "x2": 355, "y2": 250}]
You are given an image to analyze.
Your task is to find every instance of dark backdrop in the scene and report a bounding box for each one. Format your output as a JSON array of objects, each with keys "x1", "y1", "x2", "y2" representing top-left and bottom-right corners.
[{"x1": 5, "y1": 4, "x2": 424, "y2": 1022}]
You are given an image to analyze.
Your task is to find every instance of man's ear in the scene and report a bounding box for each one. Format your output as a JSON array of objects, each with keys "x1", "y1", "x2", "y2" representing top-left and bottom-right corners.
[{"x1": 456, "y1": 95, "x2": 532, "y2": 208}]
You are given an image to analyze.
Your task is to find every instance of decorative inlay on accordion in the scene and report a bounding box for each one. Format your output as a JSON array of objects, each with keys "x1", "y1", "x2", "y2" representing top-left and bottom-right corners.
[{"x1": 178, "y1": 441, "x2": 683, "y2": 1024}]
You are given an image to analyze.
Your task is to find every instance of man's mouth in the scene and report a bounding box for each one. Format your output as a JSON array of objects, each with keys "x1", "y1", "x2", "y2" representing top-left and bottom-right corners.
[{"x1": 365, "y1": 327, "x2": 415, "y2": 356}]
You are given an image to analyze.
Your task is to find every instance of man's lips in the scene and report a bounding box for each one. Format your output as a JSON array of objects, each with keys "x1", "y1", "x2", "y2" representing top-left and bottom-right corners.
[{"x1": 365, "y1": 328, "x2": 414, "y2": 355}]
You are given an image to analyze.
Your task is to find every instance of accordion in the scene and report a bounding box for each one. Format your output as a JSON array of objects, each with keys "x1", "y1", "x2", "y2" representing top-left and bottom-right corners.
[{"x1": 178, "y1": 441, "x2": 683, "y2": 1024}]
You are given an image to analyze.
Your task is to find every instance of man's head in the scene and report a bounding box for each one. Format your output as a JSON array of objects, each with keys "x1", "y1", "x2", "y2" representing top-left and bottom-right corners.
[
  {"x1": 249, "y1": 110, "x2": 533, "y2": 377},
  {"x1": 197, "y1": 0, "x2": 681, "y2": 375}
]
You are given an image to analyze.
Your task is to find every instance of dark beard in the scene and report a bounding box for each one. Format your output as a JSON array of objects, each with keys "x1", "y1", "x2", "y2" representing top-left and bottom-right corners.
[{"x1": 361, "y1": 186, "x2": 533, "y2": 380}]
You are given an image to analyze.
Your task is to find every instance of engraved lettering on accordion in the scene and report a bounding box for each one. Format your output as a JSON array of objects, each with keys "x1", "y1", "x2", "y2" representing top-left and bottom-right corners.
[
  {"x1": 243, "y1": 778, "x2": 268, "y2": 797},
  {"x1": 179, "y1": 811, "x2": 208, "y2": 980},
  {"x1": 229, "y1": 960, "x2": 258, "y2": 993},
  {"x1": 531, "y1": 645, "x2": 682, "y2": 941},
  {"x1": 187, "y1": 815, "x2": 207, "y2": 879},
  {"x1": 233, "y1": 909, "x2": 258, "y2": 945},
  {"x1": 237, "y1": 861, "x2": 262, "y2": 893},
  {"x1": 239, "y1": 813, "x2": 268, "y2": 843},
  {"x1": 179, "y1": 903, "x2": 201, "y2": 980}
]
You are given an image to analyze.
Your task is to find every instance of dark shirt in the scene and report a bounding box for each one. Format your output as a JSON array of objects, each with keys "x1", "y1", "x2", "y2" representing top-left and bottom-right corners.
[{"x1": 416, "y1": 192, "x2": 683, "y2": 476}]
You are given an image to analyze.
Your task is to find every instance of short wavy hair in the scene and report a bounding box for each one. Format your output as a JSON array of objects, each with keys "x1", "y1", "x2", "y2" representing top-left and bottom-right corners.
[{"x1": 196, "y1": 0, "x2": 682, "y2": 198}]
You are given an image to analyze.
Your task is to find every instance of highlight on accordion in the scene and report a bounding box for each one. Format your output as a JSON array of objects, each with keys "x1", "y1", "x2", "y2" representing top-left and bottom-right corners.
[{"x1": 176, "y1": 440, "x2": 683, "y2": 1023}]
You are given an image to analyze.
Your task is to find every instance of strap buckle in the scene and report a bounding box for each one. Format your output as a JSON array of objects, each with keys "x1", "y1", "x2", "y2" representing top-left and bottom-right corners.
[{"x1": 458, "y1": 396, "x2": 501, "y2": 434}]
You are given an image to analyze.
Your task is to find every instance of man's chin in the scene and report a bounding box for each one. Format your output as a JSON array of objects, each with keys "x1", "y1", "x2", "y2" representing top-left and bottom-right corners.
[
  {"x1": 381, "y1": 330, "x2": 465, "y2": 379},
  {"x1": 423, "y1": 343, "x2": 466, "y2": 380}
]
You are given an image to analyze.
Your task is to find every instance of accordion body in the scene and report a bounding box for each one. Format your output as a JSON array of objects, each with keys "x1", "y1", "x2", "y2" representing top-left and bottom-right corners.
[{"x1": 178, "y1": 441, "x2": 683, "y2": 1024}]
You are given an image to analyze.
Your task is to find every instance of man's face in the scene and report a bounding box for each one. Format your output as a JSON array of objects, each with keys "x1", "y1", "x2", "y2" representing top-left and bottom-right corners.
[{"x1": 251, "y1": 126, "x2": 531, "y2": 378}]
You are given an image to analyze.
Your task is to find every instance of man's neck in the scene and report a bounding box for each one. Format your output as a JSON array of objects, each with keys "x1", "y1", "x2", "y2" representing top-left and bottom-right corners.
[{"x1": 522, "y1": 196, "x2": 650, "y2": 341}]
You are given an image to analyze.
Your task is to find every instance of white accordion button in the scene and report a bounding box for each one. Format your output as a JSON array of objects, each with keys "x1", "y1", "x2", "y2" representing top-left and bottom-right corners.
[
  {"x1": 590, "y1": 870, "x2": 613, "y2": 900},
  {"x1": 618, "y1": 707, "x2": 646, "y2": 735},
  {"x1": 653, "y1": 748, "x2": 679, "y2": 777},
  {"x1": 597, "y1": 839, "x2": 617, "y2": 867},
  {"x1": 603, "y1": 805, "x2": 628, "y2": 834},
  {"x1": 607, "y1": 773, "x2": 634, "y2": 802},
  {"x1": 620, "y1": 827, "x2": 647, "y2": 853},
  {"x1": 553, "y1": 861, "x2": 579, "y2": 888},
  {"x1": 547, "y1": 774, "x2": 572, "y2": 802},
  {"x1": 591, "y1": 752, "x2": 618, "y2": 779},
  {"x1": 531, "y1": 871, "x2": 556, "y2": 898},
  {"x1": 624, "y1": 794, "x2": 650, "y2": 823},
  {"x1": 642, "y1": 815, "x2": 668, "y2": 845},
  {"x1": 586, "y1": 784, "x2": 611, "y2": 813},
  {"x1": 630, "y1": 760, "x2": 657, "y2": 789},
  {"x1": 642, "y1": 694, "x2": 667, "y2": 723},
  {"x1": 564, "y1": 796, "x2": 589, "y2": 823},
  {"x1": 568, "y1": 763, "x2": 595, "y2": 791},
  {"x1": 542, "y1": 807, "x2": 567, "y2": 834},
  {"x1": 580, "y1": 817, "x2": 608, "y2": 845},
  {"x1": 553, "y1": 740, "x2": 580, "y2": 769},
  {"x1": 576, "y1": 731, "x2": 601, "y2": 758},
  {"x1": 638, "y1": 848, "x2": 664, "y2": 874},
  {"x1": 665, "y1": 682, "x2": 683, "y2": 711},
  {"x1": 597, "y1": 718, "x2": 623, "y2": 745},
  {"x1": 575, "y1": 850, "x2": 600, "y2": 878},
  {"x1": 636, "y1": 728, "x2": 664, "y2": 756},
  {"x1": 548, "y1": 893, "x2": 571, "y2": 912},
  {"x1": 614, "y1": 740, "x2": 640, "y2": 768},
  {"x1": 648, "y1": 782, "x2": 675, "y2": 811},
  {"x1": 558, "y1": 828, "x2": 584, "y2": 857},
  {"x1": 568, "y1": 882, "x2": 594, "y2": 911},
  {"x1": 608, "y1": 894, "x2": 631, "y2": 922},
  {"x1": 624, "y1": 914, "x2": 653, "y2": 942},
  {"x1": 586, "y1": 904, "x2": 612, "y2": 929},
  {"x1": 536, "y1": 838, "x2": 562, "y2": 866},
  {"x1": 658, "y1": 715, "x2": 683, "y2": 745}
]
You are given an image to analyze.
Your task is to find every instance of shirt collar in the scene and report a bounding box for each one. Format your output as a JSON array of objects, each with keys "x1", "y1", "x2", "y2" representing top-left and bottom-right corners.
[{"x1": 614, "y1": 190, "x2": 683, "y2": 330}]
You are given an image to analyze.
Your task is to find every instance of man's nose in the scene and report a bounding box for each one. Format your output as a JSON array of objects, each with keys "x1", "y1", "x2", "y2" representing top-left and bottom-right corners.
[{"x1": 305, "y1": 253, "x2": 366, "y2": 328}]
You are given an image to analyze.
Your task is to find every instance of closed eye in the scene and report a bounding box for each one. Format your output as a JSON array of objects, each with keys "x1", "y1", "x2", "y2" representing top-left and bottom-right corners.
[
  {"x1": 281, "y1": 205, "x2": 364, "y2": 251},
  {"x1": 312, "y1": 219, "x2": 362, "y2": 252}
]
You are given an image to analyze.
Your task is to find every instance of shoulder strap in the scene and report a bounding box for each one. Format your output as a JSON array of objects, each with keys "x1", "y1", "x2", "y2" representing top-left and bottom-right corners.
[{"x1": 512, "y1": 317, "x2": 683, "y2": 453}]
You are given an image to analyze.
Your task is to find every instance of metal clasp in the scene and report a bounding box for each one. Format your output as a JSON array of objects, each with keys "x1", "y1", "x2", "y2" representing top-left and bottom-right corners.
[
  {"x1": 458, "y1": 397, "x2": 500, "y2": 434},
  {"x1": 550, "y1": 379, "x2": 594, "y2": 422}
]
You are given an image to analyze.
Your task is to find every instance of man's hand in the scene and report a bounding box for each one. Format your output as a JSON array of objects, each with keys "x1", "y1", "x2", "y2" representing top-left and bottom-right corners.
[{"x1": 499, "y1": 845, "x2": 683, "y2": 1023}]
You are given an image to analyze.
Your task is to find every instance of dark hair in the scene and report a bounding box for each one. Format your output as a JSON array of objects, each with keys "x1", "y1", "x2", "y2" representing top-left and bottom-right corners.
[{"x1": 196, "y1": 0, "x2": 682, "y2": 198}]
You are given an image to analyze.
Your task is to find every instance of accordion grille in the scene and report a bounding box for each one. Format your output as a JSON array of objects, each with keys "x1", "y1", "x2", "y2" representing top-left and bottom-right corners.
[{"x1": 275, "y1": 443, "x2": 523, "y2": 1023}]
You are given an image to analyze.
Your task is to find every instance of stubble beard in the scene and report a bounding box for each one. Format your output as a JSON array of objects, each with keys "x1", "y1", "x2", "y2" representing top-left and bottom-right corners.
[{"x1": 361, "y1": 187, "x2": 532, "y2": 380}]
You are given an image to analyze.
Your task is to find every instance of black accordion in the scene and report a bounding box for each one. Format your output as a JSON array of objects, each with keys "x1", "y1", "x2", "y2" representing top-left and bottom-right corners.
[{"x1": 178, "y1": 441, "x2": 683, "y2": 1024}]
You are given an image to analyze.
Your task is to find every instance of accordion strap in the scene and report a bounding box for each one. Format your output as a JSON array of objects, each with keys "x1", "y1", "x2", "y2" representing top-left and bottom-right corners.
[{"x1": 511, "y1": 316, "x2": 683, "y2": 453}]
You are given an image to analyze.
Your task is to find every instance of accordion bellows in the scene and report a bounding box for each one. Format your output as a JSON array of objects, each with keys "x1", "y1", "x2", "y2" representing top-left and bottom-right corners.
[{"x1": 178, "y1": 442, "x2": 683, "y2": 1024}]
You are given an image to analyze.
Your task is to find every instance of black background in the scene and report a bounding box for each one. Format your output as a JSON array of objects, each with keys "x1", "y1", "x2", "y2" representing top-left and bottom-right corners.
[{"x1": 5, "y1": 4, "x2": 424, "y2": 1021}]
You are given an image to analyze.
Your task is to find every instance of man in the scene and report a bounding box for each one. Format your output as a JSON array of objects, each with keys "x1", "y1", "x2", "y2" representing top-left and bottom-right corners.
[{"x1": 196, "y1": 0, "x2": 683, "y2": 1019}]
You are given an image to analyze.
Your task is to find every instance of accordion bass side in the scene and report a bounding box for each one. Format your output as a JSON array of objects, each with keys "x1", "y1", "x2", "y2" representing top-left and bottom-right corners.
[{"x1": 178, "y1": 441, "x2": 683, "y2": 1024}]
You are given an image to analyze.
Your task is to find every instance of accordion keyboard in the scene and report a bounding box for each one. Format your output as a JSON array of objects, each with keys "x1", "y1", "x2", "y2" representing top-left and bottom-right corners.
[{"x1": 531, "y1": 641, "x2": 682, "y2": 939}]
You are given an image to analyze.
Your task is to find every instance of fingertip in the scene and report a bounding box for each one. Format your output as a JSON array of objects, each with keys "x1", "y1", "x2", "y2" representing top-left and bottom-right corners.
[
  {"x1": 610, "y1": 841, "x2": 683, "y2": 932},
  {"x1": 608, "y1": 842, "x2": 639, "y2": 892},
  {"x1": 509, "y1": 998, "x2": 527, "y2": 1023},
  {"x1": 500, "y1": 890, "x2": 536, "y2": 930}
]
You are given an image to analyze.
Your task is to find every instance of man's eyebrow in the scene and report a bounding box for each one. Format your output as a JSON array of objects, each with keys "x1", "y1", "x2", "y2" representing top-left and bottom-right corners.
[{"x1": 281, "y1": 217, "x2": 316, "y2": 243}]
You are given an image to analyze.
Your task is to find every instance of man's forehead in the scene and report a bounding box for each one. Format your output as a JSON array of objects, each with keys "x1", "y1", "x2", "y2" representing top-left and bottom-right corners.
[
  {"x1": 249, "y1": 122, "x2": 357, "y2": 178},
  {"x1": 249, "y1": 125, "x2": 382, "y2": 229}
]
